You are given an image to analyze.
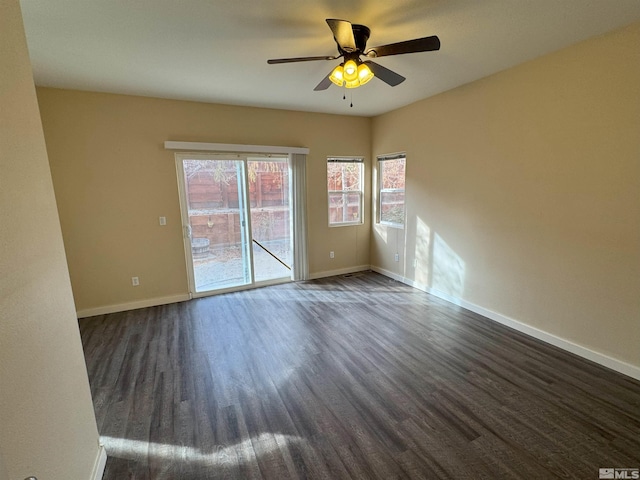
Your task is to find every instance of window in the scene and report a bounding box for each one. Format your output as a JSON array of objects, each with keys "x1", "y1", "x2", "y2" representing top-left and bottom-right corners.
[
  {"x1": 327, "y1": 157, "x2": 364, "y2": 226},
  {"x1": 377, "y1": 153, "x2": 406, "y2": 227}
]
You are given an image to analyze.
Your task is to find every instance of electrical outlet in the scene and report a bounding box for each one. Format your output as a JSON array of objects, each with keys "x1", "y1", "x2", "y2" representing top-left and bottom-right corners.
[
  {"x1": 131, "y1": 276, "x2": 139, "y2": 286},
  {"x1": 329, "y1": 251, "x2": 335, "y2": 259},
  {"x1": 159, "y1": 216, "x2": 167, "y2": 226},
  {"x1": 394, "y1": 253, "x2": 399, "y2": 262}
]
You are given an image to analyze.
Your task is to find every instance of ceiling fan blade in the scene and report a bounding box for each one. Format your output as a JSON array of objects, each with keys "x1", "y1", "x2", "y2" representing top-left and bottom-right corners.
[
  {"x1": 326, "y1": 19, "x2": 357, "y2": 53},
  {"x1": 365, "y1": 35, "x2": 440, "y2": 58},
  {"x1": 364, "y1": 61, "x2": 405, "y2": 86},
  {"x1": 314, "y1": 74, "x2": 333, "y2": 91},
  {"x1": 267, "y1": 55, "x2": 338, "y2": 64}
]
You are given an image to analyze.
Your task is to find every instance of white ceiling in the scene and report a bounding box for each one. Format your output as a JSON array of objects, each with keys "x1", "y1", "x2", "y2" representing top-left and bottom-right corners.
[{"x1": 20, "y1": 0, "x2": 640, "y2": 117}]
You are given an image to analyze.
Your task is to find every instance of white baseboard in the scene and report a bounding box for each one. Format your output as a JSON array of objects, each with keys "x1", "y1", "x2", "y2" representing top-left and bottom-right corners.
[
  {"x1": 370, "y1": 266, "x2": 405, "y2": 284},
  {"x1": 91, "y1": 444, "x2": 107, "y2": 480},
  {"x1": 371, "y1": 266, "x2": 640, "y2": 381},
  {"x1": 77, "y1": 294, "x2": 191, "y2": 318},
  {"x1": 308, "y1": 265, "x2": 371, "y2": 280}
]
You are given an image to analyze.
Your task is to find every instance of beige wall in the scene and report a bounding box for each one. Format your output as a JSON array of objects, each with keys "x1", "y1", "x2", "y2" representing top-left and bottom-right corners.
[
  {"x1": 0, "y1": 451, "x2": 7, "y2": 480},
  {"x1": 0, "y1": 1, "x2": 101, "y2": 479},
  {"x1": 37, "y1": 89, "x2": 371, "y2": 313},
  {"x1": 372, "y1": 22, "x2": 640, "y2": 369}
]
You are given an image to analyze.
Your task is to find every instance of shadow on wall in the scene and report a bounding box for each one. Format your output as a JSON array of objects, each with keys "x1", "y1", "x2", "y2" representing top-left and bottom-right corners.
[{"x1": 414, "y1": 217, "x2": 465, "y2": 298}]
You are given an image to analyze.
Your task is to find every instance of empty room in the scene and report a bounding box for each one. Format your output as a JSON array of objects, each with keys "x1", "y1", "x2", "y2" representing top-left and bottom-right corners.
[{"x1": 1, "y1": 1, "x2": 639, "y2": 479}]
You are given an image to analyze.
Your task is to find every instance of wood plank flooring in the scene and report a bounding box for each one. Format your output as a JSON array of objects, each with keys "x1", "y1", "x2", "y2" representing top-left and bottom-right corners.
[{"x1": 79, "y1": 271, "x2": 640, "y2": 479}]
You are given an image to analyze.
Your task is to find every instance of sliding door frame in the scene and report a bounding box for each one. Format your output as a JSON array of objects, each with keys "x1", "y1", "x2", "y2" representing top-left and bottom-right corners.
[{"x1": 175, "y1": 152, "x2": 295, "y2": 298}]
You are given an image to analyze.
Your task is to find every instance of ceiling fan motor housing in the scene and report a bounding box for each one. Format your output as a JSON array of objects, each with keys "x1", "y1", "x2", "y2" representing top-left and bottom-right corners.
[{"x1": 350, "y1": 24, "x2": 371, "y2": 54}]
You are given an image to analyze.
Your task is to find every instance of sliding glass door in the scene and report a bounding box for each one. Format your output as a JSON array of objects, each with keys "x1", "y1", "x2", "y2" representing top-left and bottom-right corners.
[
  {"x1": 247, "y1": 158, "x2": 291, "y2": 282},
  {"x1": 176, "y1": 154, "x2": 292, "y2": 295}
]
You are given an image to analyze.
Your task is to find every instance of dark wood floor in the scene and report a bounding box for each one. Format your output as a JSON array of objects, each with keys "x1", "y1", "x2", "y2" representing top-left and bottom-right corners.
[{"x1": 79, "y1": 272, "x2": 640, "y2": 479}]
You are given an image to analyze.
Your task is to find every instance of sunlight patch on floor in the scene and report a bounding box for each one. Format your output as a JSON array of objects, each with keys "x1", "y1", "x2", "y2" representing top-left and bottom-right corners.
[{"x1": 101, "y1": 433, "x2": 304, "y2": 466}]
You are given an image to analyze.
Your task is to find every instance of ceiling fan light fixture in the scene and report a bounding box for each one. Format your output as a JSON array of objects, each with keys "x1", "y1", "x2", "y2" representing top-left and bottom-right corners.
[
  {"x1": 357, "y1": 63, "x2": 374, "y2": 85},
  {"x1": 329, "y1": 64, "x2": 345, "y2": 86},
  {"x1": 344, "y1": 78, "x2": 361, "y2": 89},
  {"x1": 343, "y1": 59, "x2": 358, "y2": 81},
  {"x1": 344, "y1": 60, "x2": 374, "y2": 88}
]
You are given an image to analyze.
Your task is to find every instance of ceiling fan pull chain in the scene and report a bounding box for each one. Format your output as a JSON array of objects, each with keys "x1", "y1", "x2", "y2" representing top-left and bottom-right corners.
[{"x1": 350, "y1": 90, "x2": 353, "y2": 108}]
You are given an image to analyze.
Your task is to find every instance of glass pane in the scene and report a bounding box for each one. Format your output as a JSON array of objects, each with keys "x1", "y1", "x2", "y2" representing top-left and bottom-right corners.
[
  {"x1": 248, "y1": 159, "x2": 292, "y2": 282},
  {"x1": 380, "y1": 158, "x2": 406, "y2": 190},
  {"x1": 328, "y1": 193, "x2": 344, "y2": 224},
  {"x1": 380, "y1": 190, "x2": 405, "y2": 225},
  {"x1": 327, "y1": 162, "x2": 361, "y2": 191},
  {"x1": 345, "y1": 193, "x2": 361, "y2": 223},
  {"x1": 182, "y1": 159, "x2": 251, "y2": 292},
  {"x1": 329, "y1": 192, "x2": 361, "y2": 224}
]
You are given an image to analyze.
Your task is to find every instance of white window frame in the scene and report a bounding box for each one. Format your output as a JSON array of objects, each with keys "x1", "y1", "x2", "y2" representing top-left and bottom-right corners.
[
  {"x1": 327, "y1": 157, "x2": 364, "y2": 227},
  {"x1": 377, "y1": 153, "x2": 406, "y2": 228}
]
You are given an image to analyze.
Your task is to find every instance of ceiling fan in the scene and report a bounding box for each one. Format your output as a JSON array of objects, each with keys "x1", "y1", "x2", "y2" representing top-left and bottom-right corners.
[{"x1": 267, "y1": 19, "x2": 440, "y2": 91}]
